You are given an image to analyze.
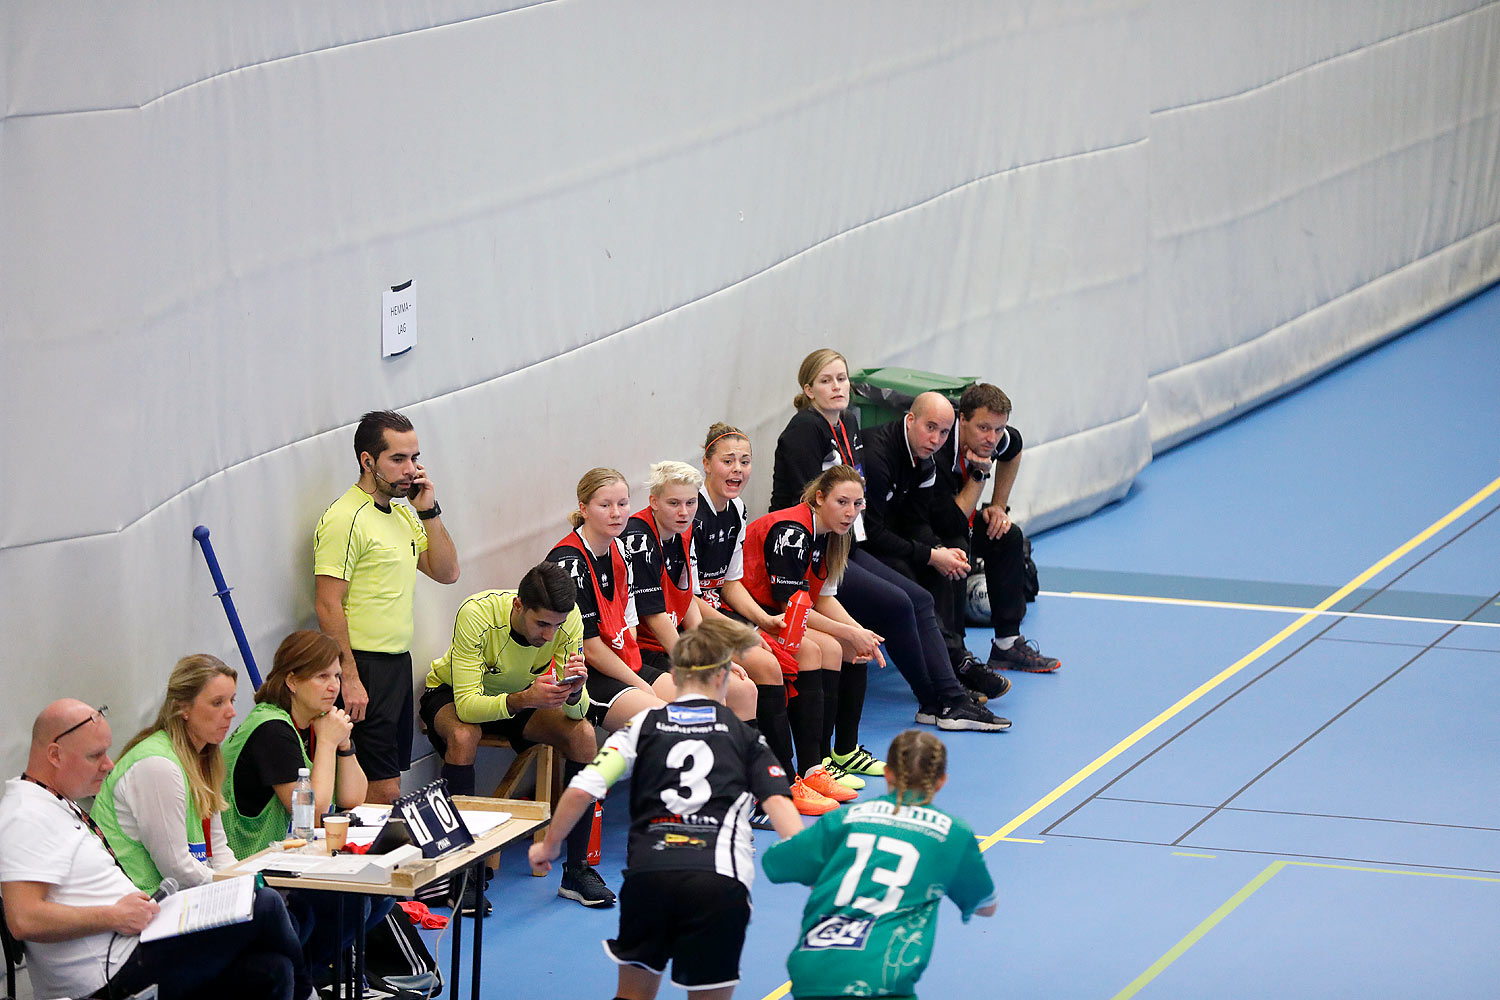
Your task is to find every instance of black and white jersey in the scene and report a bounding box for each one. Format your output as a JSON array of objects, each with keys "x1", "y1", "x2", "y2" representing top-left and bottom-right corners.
[
  {"x1": 571, "y1": 696, "x2": 792, "y2": 888},
  {"x1": 691, "y1": 489, "x2": 747, "y2": 608}
]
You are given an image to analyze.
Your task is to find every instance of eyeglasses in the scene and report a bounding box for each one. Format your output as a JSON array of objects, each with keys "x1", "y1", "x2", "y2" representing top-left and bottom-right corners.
[{"x1": 51, "y1": 705, "x2": 108, "y2": 745}]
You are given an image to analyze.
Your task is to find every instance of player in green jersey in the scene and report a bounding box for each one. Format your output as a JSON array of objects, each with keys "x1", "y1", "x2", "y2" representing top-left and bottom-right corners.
[{"x1": 762, "y1": 730, "x2": 996, "y2": 999}]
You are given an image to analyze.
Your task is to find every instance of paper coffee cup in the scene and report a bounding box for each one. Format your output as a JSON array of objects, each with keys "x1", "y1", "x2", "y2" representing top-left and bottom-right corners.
[{"x1": 323, "y1": 815, "x2": 350, "y2": 852}]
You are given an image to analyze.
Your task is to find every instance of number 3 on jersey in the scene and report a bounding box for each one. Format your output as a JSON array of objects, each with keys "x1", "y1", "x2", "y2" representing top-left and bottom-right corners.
[
  {"x1": 835, "y1": 832, "x2": 919, "y2": 916},
  {"x1": 661, "y1": 739, "x2": 714, "y2": 815}
]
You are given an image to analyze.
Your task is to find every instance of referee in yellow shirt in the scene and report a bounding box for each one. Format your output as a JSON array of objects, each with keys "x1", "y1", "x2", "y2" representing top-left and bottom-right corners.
[{"x1": 314, "y1": 410, "x2": 460, "y2": 804}]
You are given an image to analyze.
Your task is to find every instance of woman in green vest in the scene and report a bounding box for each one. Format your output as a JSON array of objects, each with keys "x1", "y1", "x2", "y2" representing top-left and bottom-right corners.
[
  {"x1": 221, "y1": 628, "x2": 381, "y2": 984},
  {"x1": 92, "y1": 654, "x2": 240, "y2": 893},
  {"x1": 220, "y1": 629, "x2": 368, "y2": 857}
]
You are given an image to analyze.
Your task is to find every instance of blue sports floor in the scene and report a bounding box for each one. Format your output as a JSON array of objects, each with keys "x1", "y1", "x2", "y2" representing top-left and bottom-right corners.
[{"x1": 427, "y1": 284, "x2": 1500, "y2": 999}]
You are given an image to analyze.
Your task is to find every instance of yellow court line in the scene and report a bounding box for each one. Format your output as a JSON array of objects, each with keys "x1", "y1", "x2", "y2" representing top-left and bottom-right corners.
[
  {"x1": 1112, "y1": 861, "x2": 1287, "y2": 1000},
  {"x1": 1111, "y1": 859, "x2": 1500, "y2": 999},
  {"x1": 975, "y1": 473, "x2": 1500, "y2": 853},
  {"x1": 761, "y1": 475, "x2": 1500, "y2": 1000},
  {"x1": 1172, "y1": 852, "x2": 1216, "y2": 859},
  {"x1": 1043, "y1": 591, "x2": 1500, "y2": 630}
]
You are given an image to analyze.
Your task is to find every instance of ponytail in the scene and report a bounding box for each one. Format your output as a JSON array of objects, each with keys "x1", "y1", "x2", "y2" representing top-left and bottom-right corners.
[{"x1": 884, "y1": 729, "x2": 947, "y2": 808}]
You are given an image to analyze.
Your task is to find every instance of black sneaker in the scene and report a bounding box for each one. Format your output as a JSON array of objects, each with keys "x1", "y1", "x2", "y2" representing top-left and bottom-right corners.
[
  {"x1": 748, "y1": 806, "x2": 775, "y2": 830},
  {"x1": 558, "y1": 862, "x2": 616, "y2": 907},
  {"x1": 988, "y1": 635, "x2": 1060, "y2": 673},
  {"x1": 956, "y1": 656, "x2": 1012, "y2": 700},
  {"x1": 935, "y1": 698, "x2": 1011, "y2": 732},
  {"x1": 914, "y1": 704, "x2": 941, "y2": 726},
  {"x1": 448, "y1": 874, "x2": 492, "y2": 917}
]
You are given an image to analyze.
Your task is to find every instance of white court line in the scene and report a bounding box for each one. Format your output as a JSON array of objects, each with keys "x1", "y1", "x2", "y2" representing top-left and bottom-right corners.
[{"x1": 1040, "y1": 590, "x2": 1500, "y2": 630}]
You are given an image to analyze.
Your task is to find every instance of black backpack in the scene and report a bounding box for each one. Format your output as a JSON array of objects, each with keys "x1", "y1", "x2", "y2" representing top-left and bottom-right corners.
[{"x1": 365, "y1": 907, "x2": 443, "y2": 998}]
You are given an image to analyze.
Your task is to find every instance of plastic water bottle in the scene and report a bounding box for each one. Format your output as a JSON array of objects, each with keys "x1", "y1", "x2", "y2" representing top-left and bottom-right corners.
[
  {"x1": 290, "y1": 767, "x2": 315, "y2": 841},
  {"x1": 775, "y1": 589, "x2": 813, "y2": 654}
]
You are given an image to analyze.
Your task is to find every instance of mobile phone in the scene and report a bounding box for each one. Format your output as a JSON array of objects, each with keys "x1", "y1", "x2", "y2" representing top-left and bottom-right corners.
[
  {"x1": 555, "y1": 638, "x2": 584, "y2": 682},
  {"x1": 407, "y1": 481, "x2": 422, "y2": 501}
]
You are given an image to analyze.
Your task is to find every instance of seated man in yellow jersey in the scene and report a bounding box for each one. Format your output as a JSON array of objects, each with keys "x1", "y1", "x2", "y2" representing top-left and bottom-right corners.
[
  {"x1": 420, "y1": 562, "x2": 610, "y2": 911},
  {"x1": 314, "y1": 409, "x2": 461, "y2": 805}
]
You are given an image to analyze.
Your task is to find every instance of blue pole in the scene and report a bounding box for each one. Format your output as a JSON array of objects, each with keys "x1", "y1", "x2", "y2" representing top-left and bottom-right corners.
[{"x1": 193, "y1": 524, "x2": 262, "y2": 688}]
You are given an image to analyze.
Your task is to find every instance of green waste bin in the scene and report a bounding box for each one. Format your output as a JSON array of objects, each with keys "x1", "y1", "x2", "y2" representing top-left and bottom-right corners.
[{"x1": 849, "y1": 367, "x2": 979, "y2": 429}]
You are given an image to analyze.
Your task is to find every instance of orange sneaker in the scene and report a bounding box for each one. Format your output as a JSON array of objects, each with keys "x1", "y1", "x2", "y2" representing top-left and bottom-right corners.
[
  {"x1": 802, "y1": 766, "x2": 857, "y2": 803},
  {"x1": 790, "y1": 777, "x2": 839, "y2": 816}
]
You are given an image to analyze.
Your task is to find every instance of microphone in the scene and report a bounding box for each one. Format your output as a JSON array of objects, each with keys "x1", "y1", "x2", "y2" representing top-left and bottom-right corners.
[{"x1": 151, "y1": 877, "x2": 179, "y2": 902}]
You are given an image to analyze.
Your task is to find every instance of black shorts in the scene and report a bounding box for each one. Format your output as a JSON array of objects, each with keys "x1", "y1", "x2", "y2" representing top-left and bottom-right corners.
[
  {"x1": 417, "y1": 684, "x2": 539, "y2": 758},
  {"x1": 346, "y1": 649, "x2": 414, "y2": 782},
  {"x1": 584, "y1": 660, "x2": 668, "y2": 724},
  {"x1": 604, "y1": 870, "x2": 751, "y2": 990}
]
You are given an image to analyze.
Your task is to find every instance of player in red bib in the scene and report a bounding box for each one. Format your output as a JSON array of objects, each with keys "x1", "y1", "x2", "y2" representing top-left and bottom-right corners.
[
  {"x1": 545, "y1": 467, "x2": 673, "y2": 907},
  {"x1": 726, "y1": 464, "x2": 884, "y2": 813},
  {"x1": 623, "y1": 461, "x2": 759, "y2": 723}
]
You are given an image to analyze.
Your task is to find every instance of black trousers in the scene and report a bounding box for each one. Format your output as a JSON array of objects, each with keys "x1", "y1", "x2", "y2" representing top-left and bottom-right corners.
[
  {"x1": 104, "y1": 886, "x2": 308, "y2": 1000},
  {"x1": 873, "y1": 522, "x2": 1028, "y2": 661}
]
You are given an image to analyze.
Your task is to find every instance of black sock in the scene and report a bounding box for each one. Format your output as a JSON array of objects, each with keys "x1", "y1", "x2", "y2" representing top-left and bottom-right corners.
[
  {"x1": 440, "y1": 762, "x2": 475, "y2": 797},
  {"x1": 786, "y1": 673, "x2": 824, "y2": 776},
  {"x1": 834, "y1": 661, "x2": 867, "y2": 757},
  {"x1": 756, "y1": 684, "x2": 796, "y2": 776},
  {"x1": 820, "y1": 669, "x2": 841, "y2": 764},
  {"x1": 563, "y1": 761, "x2": 593, "y2": 867}
]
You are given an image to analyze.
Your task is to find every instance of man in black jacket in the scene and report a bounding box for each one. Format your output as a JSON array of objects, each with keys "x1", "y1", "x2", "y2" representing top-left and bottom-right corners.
[
  {"x1": 864, "y1": 388, "x2": 1059, "y2": 679},
  {"x1": 931, "y1": 384, "x2": 1058, "y2": 673}
]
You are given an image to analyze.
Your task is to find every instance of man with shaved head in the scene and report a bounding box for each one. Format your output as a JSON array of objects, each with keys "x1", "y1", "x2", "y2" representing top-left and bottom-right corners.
[
  {"x1": 860, "y1": 392, "x2": 1016, "y2": 706},
  {"x1": 0, "y1": 699, "x2": 309, "y2": 1000}
]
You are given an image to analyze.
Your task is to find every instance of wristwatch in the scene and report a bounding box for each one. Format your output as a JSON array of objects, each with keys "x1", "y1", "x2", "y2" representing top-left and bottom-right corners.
[
  {"x1": 417, "y1": 502, "x2": 442, "y2": 520},
  {"x1": 968, "y1": 467, "x2": 990, "y2": 483}
]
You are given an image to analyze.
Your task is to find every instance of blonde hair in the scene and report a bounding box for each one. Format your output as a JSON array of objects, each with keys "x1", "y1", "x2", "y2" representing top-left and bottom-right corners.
[
  {"x1": 800, "y1": 464, "x2": 863, "y2": 585},
  {"x1": 884, "y1": 729, "x2": 947, "y2": 807},
  {"x1": 671, "y1": 619, "x2": 758, "y2": 684},
  {"x1": 647, "y1": 460, "x2": 703, "y2": 497},
  {"x1": 793, "y1": 348, "x2": 849, "y2": 411},
  {"x1": 123, "y1": 654, "x2": 237, "y2": 819},
  {"x1": 702, "y1": 422, "x2": 750, "y2": 460},
  {"x1": 568, "y1": 467, "x2": 628, "y2": 529}
]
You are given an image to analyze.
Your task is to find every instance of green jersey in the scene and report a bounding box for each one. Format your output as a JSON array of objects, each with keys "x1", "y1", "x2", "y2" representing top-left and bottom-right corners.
[{"x1": 762, "y1": 794, "x2": 995, "y2": 999}]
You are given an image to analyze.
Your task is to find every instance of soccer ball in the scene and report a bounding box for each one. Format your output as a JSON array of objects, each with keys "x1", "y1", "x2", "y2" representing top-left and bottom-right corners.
[{"x1": 965, "y1": 570, "x2": 989, "y2": 625}]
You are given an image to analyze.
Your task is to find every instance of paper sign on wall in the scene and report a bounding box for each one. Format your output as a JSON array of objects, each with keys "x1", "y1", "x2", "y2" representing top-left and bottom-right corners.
[{"x1": 382, "y1": 280, "x2": 415, "y2": 357}]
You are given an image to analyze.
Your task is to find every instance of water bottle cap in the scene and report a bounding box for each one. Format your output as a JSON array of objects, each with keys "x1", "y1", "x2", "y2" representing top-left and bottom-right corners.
[{"x1": 298, "y1": 767, "x2": 310, "y2": 777}]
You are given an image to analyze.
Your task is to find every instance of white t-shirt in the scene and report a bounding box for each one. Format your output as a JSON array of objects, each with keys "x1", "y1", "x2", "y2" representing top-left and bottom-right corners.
[
  {"x1": 112, "y1": 756, "x2": 236, "y2": 887},
  {"x1": 0, "y1": 778, "x2": 139, "y2": 1000}
]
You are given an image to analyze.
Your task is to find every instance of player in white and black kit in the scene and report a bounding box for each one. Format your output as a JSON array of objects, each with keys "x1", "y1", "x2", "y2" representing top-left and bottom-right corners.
[
  {"x1": 530, "y1": 620, "x2": 804, "y2": 1000},
  {"x1": 692, "y1": 423, "x2": 799, "y2": 792}
]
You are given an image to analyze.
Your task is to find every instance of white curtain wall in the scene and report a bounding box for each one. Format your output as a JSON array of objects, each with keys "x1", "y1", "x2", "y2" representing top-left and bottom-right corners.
[{"x1": 3, "y1": 0, "x2": 1497, "y2": 773}]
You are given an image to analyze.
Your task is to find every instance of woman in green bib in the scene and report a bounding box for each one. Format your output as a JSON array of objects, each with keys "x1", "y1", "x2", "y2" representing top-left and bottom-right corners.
[
  {"x1": 91, "y1": 654, "x2": 240, "y2": 893},
  {"x1": 221, "y1": 629, "x2": 381, "y2": 986},
  {"x1": 221, "y1": 629, "x2": 367, "y2": 857}
]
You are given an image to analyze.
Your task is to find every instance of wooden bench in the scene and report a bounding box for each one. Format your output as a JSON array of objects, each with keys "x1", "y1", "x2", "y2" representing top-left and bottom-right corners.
[
  {"x1": 419, "y1": 721, "x2": 563, "y2": 872},
  {"x1": 480, "y1": 735, "x2": 563, "y2": 872}
]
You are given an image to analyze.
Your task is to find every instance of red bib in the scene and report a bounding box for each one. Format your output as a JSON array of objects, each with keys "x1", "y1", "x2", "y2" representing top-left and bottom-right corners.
[
  {"x1": 629, "y1": 508, "x2": 695, "y2": 655},
  {"x1": 555, "y1": 531, "x2": 642, "y2": 672},
  {"x1": 741, "y1": 503, "x2": 829, "y2": 610}
]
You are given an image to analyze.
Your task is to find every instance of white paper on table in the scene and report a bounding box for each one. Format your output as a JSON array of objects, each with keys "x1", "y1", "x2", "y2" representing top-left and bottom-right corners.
[
  {"x1": 456, "y1": 810, "x2": 511, "y2": 836},
  {"x1": 350, "y1": 805, "x2": 391, "y2": 827},
  {"x1": 232, "y1": 852, "x2": 328, "y2": 874}
]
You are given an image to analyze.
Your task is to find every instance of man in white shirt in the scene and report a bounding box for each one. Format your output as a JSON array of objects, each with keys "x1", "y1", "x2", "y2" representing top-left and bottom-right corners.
[{"x1": 0, "y1": 699, "x2": 307, "y2": 1000}]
